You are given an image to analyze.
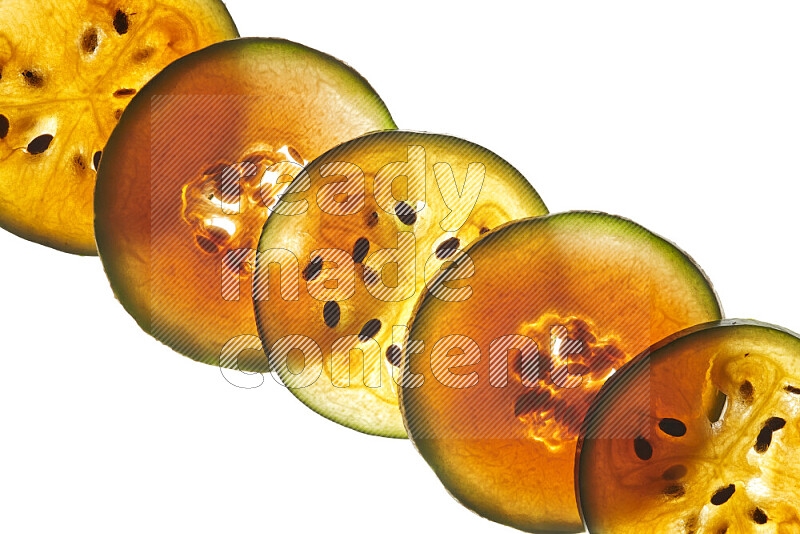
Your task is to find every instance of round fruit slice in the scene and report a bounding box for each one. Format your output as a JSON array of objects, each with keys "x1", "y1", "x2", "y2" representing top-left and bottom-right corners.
[
  {"x1": 0, "y1": 0, "x2": 238, "y2": 254},
  {"x1": 399, "y1": 212, "x2": 722, "y2": 533},
  {"x1": 255, "y1": 130, "x2": 548, "y2": 437},
  {"x1": 578, "y1": 320, "x2": 800, "y2": 533},
  {"x1": 95, "y1": 38, "x2": 396, "y2": 372}
]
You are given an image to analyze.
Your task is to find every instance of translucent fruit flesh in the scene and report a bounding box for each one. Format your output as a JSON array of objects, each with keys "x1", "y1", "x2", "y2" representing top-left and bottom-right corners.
[
  {"x1": 579, "y1": 320, "x2": 800, "y2": 533},
  {"x1": 255, "y1": 130, "x2": 549, "y2": 437},
  {"x1": 94, "y1": 38, "x2": 396, "y2": 370},
  {"x1": 0, "y1": 0, "x2": 237, "y2": 254},
  {"x1": 399, "y1": 212, "x2": 722, "y2": 532}
]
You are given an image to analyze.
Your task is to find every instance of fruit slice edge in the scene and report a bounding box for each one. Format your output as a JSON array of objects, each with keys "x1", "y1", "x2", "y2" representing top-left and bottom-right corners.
[
  {"x1": 0, "y1": 0, "x2": 238, "y2": 254},
  {"x1": 400, "y1": 211, "x2": 722, "y2": 532},
  {"x1": 256, "y1": 129, "x2": 548, "y2": 438},
  {"x1": 95, "y1": 37, "x2": 396, "y2": 371},
  {"x1": 577, "y1": 319, "x2": 800, "y2": 533}
]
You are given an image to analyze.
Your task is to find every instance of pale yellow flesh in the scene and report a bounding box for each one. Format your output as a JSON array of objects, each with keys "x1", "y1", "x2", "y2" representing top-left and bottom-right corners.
[
  {"x1": 257, "y1": 130, "x2": 548, "y2": 437},
  {"x1": 0, "y1": 0, "x2": 237, "y2": 254},
  {"x1": 579, "y1": 322, "x2": 800, "y2": 533}
]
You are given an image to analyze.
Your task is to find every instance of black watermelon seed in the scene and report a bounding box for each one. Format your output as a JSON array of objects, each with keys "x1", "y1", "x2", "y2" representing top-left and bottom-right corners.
[
  {"x1": 27, "y1": 134, "x2": 53, "y2": 154},
  {"x1": 352, "y1": 237, "x2": 370, "y2": 263},
  {"x1": 755, "y1": 426, "x2": 773, "y2": 453},
  {"x1": 93, "y1": 151, "x2": 102, "y2": 170},
  {"x1": 82, "y1": 29, "x2": 98, "y2": 53},
  {"x1": 633, "y1": 436, "x2": 653, "y2": 460},
  {"x1": 113, "y1": 10, "x2": 130, "y2": 34},
  {"x1": 363, "y1": 266, "x2": 380, "y2": 285},
  {"x1": 386, "y1": 345, "x2": 402, "y2": 367},
  {"x1": 710, "y1": 484, "x2": 735, "y2": 506},
  {"x1": 765, "y1": 417, "x2": 786, "y2": 431},
  {"x1": 395, "y1": 201, "x2": 416, "y2": 225},
  {"x1": 323, "y1": 301, "x2": 340, "y2": 328},
  {"x1": 751, "y1": 508, "x2": 768, "y2": 524},
  {"x1": 739, "y1": 380, "x2": 754, "y2": 403},
  {"x1": 717, "y1": 525, "x2": 728, "y2": 534},
  {"x1": 663, "y1": 484, "x2": 685, "y2": 498},
  {"x1": 479, "y1": 226, "x2": 490, "y2": 235},
  {"x1": 22, "y1": 70, "x2": 43, "y2": 87},
  {"x1": 658, "y1": 418, "x2": 687, "y2": 437},
  {"x1": 113, "y1": 88, "x2": 136, "y2": 97},
  {"x1": 114, "y1": 108, "x2": 123, "y2": 120},
  {"x1": 366, "y1": 211, "x2": 379, "y2": 227},
  {"x1": 662, "y1": 464, "x2": 688, "y2": 481},
  {"x1": 303, "y1": 256, "x2": 322, "y2": 281},
  {"x1": 0, "y1": 114, "x2": 8, "y2": 138},
  {"x1": 435, "y1": 237, "x2": 460, "y2": 259},
  {"x1": 785, "y1": 385, "x2": 800, "y2": 394},
  {"x1": 754, "y1": 418, "x2": 784, "y2": 453},
  {"x1": 358, "y1": 319, "x2": 381, "y2": 341}
]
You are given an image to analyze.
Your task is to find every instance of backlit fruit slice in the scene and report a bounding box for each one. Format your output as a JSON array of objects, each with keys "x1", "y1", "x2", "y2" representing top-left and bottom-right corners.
[
  {"x1": 578, "y1": 320, "x2": 800, "y2": 533},
  {"x1": 254, "y1": 130, "x2": 548, "y2": 437},
  {"x1": 94, "y1": 38, "x2": 396, "y2": 371},
  {"x1": 0, "y1": 0, "x2": 237, "y2": 254},
  {"x1": 399, "y1": 212, "x2": 722, "y2": 533}
]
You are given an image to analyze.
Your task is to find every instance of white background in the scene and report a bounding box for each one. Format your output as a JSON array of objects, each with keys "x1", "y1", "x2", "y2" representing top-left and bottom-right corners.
[{"x1": 2, "y1": 1, "x2": 799, "y2": 533}]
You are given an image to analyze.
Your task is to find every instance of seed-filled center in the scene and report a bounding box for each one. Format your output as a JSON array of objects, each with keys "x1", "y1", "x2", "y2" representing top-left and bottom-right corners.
[
  {"x1": 620, "y1": 357, "x2": 800, "y2": 532},
  {"x1": 513, "y1": 314, "x2": 626, "y2": 449},
  {"x1": 181, "y1": 146, "x2": 304, "y2": 274}
]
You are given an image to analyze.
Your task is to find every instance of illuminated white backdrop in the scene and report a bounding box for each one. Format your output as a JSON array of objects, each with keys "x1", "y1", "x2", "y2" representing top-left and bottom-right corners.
[{"x1": 1, "y1": 1, "x2": 798, "y2": 533}]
